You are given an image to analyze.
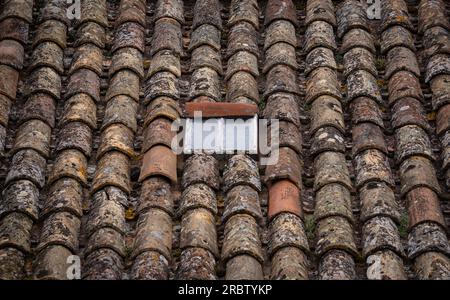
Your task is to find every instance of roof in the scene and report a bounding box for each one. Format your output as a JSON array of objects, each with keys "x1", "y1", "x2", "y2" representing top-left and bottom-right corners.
[{"x1": 0, "y1": 0, "x2": 449, "y2": 280}]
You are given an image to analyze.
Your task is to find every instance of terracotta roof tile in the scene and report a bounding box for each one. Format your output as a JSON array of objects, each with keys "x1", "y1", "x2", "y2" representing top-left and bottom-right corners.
[
  {"x1": 270, "y1": 247, "x2": 309, "y2": 280},
  {"x1": 1, "y1": 0, "x2": 450, "y2": 280},
  {"x1": 134, "y1": 0, "x2": 182, "y2": 280},
  {"x1": 366, "y1": 250, "x2": 407, "y2": 280},
  {"x1": 383, "y1": 0, "x2": 450, "y2": 278},
  {"x1": 264, "y1": 0, "x2": 298, "y2": 27}
]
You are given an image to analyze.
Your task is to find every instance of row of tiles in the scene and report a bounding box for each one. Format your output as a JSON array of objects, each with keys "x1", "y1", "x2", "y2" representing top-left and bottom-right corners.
[{"x1": 0, "y1": 0, "x2": 449, "y2": 279}]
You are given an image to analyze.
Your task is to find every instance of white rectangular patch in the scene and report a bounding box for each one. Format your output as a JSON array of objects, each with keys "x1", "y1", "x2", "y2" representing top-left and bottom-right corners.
[{"x1": 183, "y1": 115, "x2": 258, "y2": 155}]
